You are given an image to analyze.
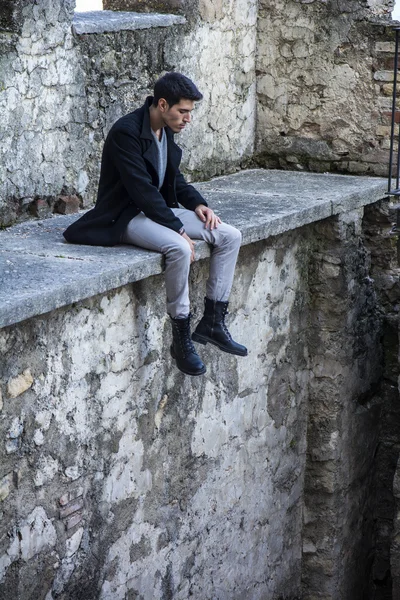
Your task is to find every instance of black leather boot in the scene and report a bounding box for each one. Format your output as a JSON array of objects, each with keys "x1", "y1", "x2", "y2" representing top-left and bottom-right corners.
[
  {"x1": 192, "y1": 298, "x2": 248, "y2": 356},
  {"x1": 170, "y1": 314, "x2": 206, "y2": 376}
]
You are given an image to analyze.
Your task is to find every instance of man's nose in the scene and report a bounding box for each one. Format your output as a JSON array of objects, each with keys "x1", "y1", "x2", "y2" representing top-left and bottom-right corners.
[{"x1": 184, "y1": 113, "x2": 191, "y2": 123}]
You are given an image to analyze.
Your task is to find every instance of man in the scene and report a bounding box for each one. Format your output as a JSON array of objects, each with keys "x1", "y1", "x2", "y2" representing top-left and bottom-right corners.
[{"x1": 64, "y1": 72, "x2": 247, "y2": 376}]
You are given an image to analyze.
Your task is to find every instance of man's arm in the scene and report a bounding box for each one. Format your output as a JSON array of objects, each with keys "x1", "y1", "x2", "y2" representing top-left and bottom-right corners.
[
  {"x1": 194, "y1": 204, "x2": 221, "y2": 230},
  {"x1": 110, "y1": 128, "x2": 184, "y2": 233},
  {"x1": 175, "y1": 169, "x2": 208, "y2": 212}
]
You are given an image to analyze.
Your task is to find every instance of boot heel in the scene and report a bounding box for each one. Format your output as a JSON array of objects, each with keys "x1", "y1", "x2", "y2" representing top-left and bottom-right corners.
[{"x1": 192, "y1": 333, "x2": 207, "y2": 345}]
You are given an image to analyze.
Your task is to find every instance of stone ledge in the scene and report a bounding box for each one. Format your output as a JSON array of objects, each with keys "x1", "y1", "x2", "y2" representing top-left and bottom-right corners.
[
  {"x1": 0, "y1": 169, "x2": 387, "y2": 329},
  {"x1": 72, "y1": 10, "x2": 186, "y2": 34}
]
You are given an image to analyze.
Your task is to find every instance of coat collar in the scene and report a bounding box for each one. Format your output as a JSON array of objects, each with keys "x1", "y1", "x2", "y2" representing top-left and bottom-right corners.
[
  {"x1": 140, "y1": 96, "x2": 178, "y2": 145},
  {"x1": 140, "y1": 96, "x2": 155, "y2": 140},
  {"x1": 141, "y1": 96, "x2": 182, "y2": 168}
]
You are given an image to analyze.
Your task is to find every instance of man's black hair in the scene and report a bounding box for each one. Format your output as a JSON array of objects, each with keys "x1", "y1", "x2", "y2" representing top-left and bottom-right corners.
[{"x1": 153, "y1": 72, "x2": 203, "y2": 107}]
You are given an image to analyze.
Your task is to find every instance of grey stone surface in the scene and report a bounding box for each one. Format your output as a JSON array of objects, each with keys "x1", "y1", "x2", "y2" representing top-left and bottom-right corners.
[
  {"x1": 0, "y1": 169, "x2": 387, "y2": 329},
  {"x1": 72, "y1": 10, "x2": 186, "y2": 34}
]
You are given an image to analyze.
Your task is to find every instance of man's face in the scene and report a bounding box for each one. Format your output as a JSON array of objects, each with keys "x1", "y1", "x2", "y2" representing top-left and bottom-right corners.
[{"x1": 159, "y1": 98, "x2": 195, "y2": 133}]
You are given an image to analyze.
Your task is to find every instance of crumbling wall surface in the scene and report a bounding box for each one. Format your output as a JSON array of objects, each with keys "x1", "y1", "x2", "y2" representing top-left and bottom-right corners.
[
  {"x1": 0, "y1": 0, "x2": 257, "y2": 226},
  {"x1": 0, "y1": 0, "x2": 86, "y2": 226},
  {"x1": 0, "y1": 233, "x2": 310, "y2": 600},
  {"x1": 256, "y1": 0, "x2": 395, "y2": 176},
  {"x1": 302, "y1": 210, "x2": 385, "y2": 599}
]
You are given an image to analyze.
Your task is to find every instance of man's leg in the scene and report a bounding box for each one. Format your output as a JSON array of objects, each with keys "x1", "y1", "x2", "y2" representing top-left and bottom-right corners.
[
  {"x1": 173, "y1": 209, "x2": 247, "y2": 356},
  {"x1": 172, "y1": 208, "x2": 242, "y2": 302},
  {"x1": 123, "y1": 212, "x2": 192, "y2": 318},
  {"x1": 123, "y1": 213, "x2": 206, "y2": 375}
]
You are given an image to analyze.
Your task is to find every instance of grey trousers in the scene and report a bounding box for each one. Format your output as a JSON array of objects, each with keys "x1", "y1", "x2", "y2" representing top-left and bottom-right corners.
[{"x1": 123, "y1": 208, "x2": 242, "y2": 318}]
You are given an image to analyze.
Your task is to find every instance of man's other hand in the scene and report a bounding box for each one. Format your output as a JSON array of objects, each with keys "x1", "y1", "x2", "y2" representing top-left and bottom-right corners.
[
  {"x1": 181, "y1": 232, "x2": 196, "y2": 263},
  {"x1": 195, "y1": 205, "x2": 222, "y2": 230}
]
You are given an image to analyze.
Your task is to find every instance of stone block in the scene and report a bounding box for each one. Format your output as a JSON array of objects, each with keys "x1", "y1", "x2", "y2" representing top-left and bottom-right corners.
[
  {"x1": 53, "y1": 195, "x2": 80, "y2": 215},
  {"x1": 0, "y1": 473, "x2": 13, "y2": 502},
  {"x1": 29, "y1": 198, "x2": 52, "y2": 220},
  {"x1": 59, "y1": 499, "x2": 84, "y2": 520},
  {"x1": 375, "y1": 41, "x2": 396, "y2": 53},
  {"x1": 374, "y1": 71, "x2": 394, "y2": 82},
  {"x1": 65, "y1": 513, "x2": 83, "y2": 530},
  {"x1": 376, "y1": 125, "x2": 392, "y2": 137},
  {"x1": 383, "y1": 83, "x2": 394, "y2": 96},
  {"x1": 66, "y1": 527, "x2": 83, "y2": 558},
  {"x1": 7, "y1": 369, "x2": 33, "y2": 398}
]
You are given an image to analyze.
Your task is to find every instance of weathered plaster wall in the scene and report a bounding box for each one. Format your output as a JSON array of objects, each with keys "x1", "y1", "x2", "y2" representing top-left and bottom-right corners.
[
  {"x1": 0, "y1": 232, "x2": 310, "y2": 600},
  {"x1": 255, "y1": 1, "x2": 395, "y2": 176},
  {"x1": 0, "y1": 204, "x2": 388, "y2": 599},
  {"x1": 0, "y1": 0, "x2": 256, "y2": 226}
]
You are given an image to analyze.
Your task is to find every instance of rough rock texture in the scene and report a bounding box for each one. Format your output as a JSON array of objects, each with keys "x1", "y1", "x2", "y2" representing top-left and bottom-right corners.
[{"x1": 255, "y1": 0, "x2": 396, "y2": 176}]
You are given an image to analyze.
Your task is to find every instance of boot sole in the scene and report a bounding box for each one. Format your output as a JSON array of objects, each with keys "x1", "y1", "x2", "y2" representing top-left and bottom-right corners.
[
  {"x1": 170, "y1": 346, "x2": 207, "y2": 376},
  {"x1": 192, "y1": 333, "x2": 248, "y2": 357}
]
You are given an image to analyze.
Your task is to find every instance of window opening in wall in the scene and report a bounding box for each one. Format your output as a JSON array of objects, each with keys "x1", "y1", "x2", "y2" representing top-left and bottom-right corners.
[{"x1": 75, "y1": 0, "x2": 103, "y2": 11}]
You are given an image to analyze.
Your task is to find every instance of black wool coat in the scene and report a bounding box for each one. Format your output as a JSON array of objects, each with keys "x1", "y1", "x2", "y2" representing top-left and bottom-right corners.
[{"x1": 63, "y1": 96, "x2": 207, "y2": 246}]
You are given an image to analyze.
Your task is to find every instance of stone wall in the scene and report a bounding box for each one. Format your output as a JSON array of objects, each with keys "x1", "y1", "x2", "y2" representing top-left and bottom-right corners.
[
  {"x1": 0, "y1": 200, "x2": 390, "y2": 599},
  {"x1": 2, "y1": 0, "x2": 398, "y2": 229},
  {"x1": 0, "y1": 0, "x2": 257, "y2": 226},
  {"x1": 0, "y1": 0, "x2": 86, "y2": 225},
  {"x1": 255, "y1": 1, "x2": 396, "y2": 176}
]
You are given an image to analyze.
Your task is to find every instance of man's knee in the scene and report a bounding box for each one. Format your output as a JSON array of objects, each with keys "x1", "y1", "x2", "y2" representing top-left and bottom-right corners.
[
  {"x1": 166, "y1": 238, "x2": 192, "y2": 262},
  {"x1": 223, "y1": 224, "x2": 242, "y2": 247}
]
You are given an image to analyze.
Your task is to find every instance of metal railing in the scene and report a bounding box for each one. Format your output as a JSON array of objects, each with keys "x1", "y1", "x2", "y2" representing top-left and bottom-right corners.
[{"x1": 388, "y1": 26, "x2": 400, "y2": 196}]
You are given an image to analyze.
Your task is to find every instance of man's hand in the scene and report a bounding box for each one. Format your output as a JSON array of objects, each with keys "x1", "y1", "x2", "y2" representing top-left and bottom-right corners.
[
  {"x1": 195, "y1": 204, "x2": 222, "y2": 230},
  {"x1": 181, "y1": 232, "x2": 196, "y2": 263}
]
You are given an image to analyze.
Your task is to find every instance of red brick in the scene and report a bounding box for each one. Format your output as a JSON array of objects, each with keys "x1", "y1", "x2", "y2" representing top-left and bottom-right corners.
[
  {"x1": 383, "y1": 111, "x2": 400, "y2": 124},
  {"x1": 53, "y1": 195, "x2": 80, "y2": 215}
]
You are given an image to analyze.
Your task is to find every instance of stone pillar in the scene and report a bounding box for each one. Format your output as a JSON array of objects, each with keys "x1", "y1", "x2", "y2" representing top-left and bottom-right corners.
[
  {"x1": 302, "y1": 209, "x2": 384, "y2": 599},
  {"x1": 363, "y1": 201, "x2": 400, "y2": 599}
]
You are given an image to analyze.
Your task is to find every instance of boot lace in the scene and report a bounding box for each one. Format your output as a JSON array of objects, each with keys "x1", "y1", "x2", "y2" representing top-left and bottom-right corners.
[{"x1": 174, "y1": 315, "x2": 196, "y2": 357}]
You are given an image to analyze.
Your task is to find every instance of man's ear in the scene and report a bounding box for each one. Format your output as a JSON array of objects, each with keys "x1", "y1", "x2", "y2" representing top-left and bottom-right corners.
[{"x1": 158, "y1": 98, "x2": 169, "y2": 113}]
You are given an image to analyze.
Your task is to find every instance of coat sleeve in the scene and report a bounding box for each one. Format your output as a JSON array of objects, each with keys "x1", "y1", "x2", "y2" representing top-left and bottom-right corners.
[
  {"x1": 109, "y1": 128, "x2": 184, "y2": 233},
  {"x1": 175, "y1": 169, "x2": 208, "y2": 211}
]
